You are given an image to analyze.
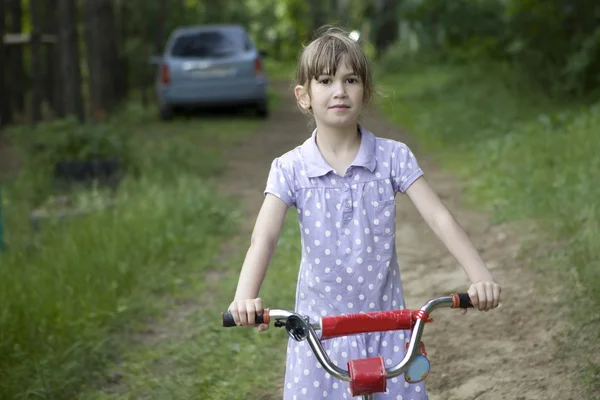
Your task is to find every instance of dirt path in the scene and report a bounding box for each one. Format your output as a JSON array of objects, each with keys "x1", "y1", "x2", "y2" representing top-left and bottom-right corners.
[{"x1": 218, "y1": 82, "x2": 586, "y2": 399}]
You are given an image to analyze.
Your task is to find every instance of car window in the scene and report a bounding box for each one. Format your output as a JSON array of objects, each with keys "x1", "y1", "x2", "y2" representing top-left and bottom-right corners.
[{"x1": 170, "y1": 31, "x2": 243, "y2": 58}]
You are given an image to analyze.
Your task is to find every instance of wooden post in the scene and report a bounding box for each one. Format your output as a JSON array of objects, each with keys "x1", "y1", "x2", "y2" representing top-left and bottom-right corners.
[
  {"x1": 30, "y1": 0, "x2": 43, "y2": 124},
  {"x1": 0, "y1": 185, "x2": 5, "y2": 252}
]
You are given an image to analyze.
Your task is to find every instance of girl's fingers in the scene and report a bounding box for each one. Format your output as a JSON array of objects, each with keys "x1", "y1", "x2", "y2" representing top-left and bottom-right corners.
[
  {"x1": 229, "y1": 302, "x2": 241, "y2": 326},
  {"x1": 493, "y1": 284, "x2": 501, "y2": 308},
  {"x1": 254, "y1": 298, "x2": 264, "y2": 321},
  {"x1": 245, "y1": 299, "x2": 256, "y2": 326},
  {"x1": 230, "y1": 298, "x2": 268, "y2": 327},
  {"x1": 469, "y1": 281, "x2": 502, "y2": 311},
  {"x1": 476, "y1": 285, "x2": 487, "y2": 311},
  {"x1": 485, "y1": 283, "x2": 494, "y2": 311},
  {"x1": 237, "y1": 302, "x2": 248, "y2": 326},
  {"x1": 468, "y1": 285, "x2": 479, "y2": 309}
]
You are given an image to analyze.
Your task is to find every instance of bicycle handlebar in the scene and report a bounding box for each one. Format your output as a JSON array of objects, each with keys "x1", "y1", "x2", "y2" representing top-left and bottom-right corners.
[{"x1": 221, "y1": 293, "x2": 472, "y2": 383}]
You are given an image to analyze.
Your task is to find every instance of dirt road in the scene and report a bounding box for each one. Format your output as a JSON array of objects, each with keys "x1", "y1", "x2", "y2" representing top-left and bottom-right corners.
[{"x1": 220, "y1": 82, "x2": 586, "y2": 400}]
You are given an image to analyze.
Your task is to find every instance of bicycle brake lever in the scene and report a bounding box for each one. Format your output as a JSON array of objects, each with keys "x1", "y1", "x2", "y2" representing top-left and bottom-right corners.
[{"x1": 274, "y1": 320, "x2": 286, "y2": 328}]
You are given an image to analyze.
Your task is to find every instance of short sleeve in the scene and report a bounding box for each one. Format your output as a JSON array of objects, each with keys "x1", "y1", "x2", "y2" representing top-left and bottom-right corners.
[
  {"x1": 264, "y1": 157, "x2": 296, "y2": 207},
  {"x1": 392, "y1": 142, "x2": 424, "y2": 193}
]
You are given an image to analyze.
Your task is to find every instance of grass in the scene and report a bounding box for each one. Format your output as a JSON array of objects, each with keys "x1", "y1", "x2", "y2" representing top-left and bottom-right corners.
[
  {"x1": 79, "y1": 213, "x2": 301, "y2": 400},
  {"x1": 376, "y1": 61, "x2": 600, "y2": 388},
  {"x1": 0, "y1": 93, "x2": 278, "y2": 399}
]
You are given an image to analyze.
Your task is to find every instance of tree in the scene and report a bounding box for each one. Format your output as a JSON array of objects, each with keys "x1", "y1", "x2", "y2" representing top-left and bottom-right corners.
[
  {"x1": 7, "y1": 0, "x2": 25, "y2": 117},
  {"x1": 84, "y1": 0, "x2": 119, "y2": 119},
  {"x1": 0, "y1": 0, "x2": 8, "y2": 127},
  {"x1": 44, "y1": 0, "x2": 63, "y2": 117},
  {"x1": 113, "y1": 1, "x2": 129, "y2": 103},
  {"x1": 373, "y1": 0, "x2": 399, "y2": 56},
  {"x1": 30, "y1": 0, "x2": 44, "y2": 124},
  {"x1": 59, "y1": 0, "x2": 85, "y2": 121}
]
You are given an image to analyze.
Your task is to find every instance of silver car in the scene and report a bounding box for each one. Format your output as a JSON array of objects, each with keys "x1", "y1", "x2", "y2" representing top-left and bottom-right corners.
[{"x1": 152, "y1": 24, "x2": 269, "y2": 120}]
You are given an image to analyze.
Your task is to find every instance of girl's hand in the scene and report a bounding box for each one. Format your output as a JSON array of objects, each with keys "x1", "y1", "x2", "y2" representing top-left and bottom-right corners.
[
  {"x1": 228, "y1": 298, "x2": 270, "y2": 332},
  {"x1": 463, "y1": 281, "x2": 501, "y2": 313}
]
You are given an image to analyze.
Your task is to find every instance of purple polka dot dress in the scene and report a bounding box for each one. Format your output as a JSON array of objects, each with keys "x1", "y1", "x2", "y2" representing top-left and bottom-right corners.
[{"x1": 264, "y1": 126, "x2": 428, "y2": 400}]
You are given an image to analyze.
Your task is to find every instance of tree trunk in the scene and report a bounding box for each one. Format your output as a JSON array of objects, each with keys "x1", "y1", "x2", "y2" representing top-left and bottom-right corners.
[
  {"x1": 308, "y1": 0, "x2": 327, "y2": 36},
  {"x1": 30, "y1": 0, "x2": 44, "y2": 124},
  {"x1": 374, "y1": 0, "x2": 399, "y2": 57},
  {"x1": 177, "y1": 0, "x2": 185, "y2": 24},
  {"x1": 140, "y1": 7, "x2": 150, "y2": 108},
  {"x1": 44, "y1": 0, "x2": 63, "y2": 117},
  {"x1": 113, "y1": 1, "x2": 129, "y2": 103},
  {"x1": 155, "y1": 0, "x2": 167, "y2": 54},
  {"x1": 7, "y1": 0, "x2": 24, "y2": 118},
  {"x1": 84, "y1": 0, "x2": 118, "y2": 120},
  {"x1": 334, "y1": 0, "x2": 349, "y2": 27},
  {"x1": 59, "y1": 0, "x2": 85, "y2": 121},
  {"x1": 0, "y1": 0, "x2": 9, "y2": 127}
]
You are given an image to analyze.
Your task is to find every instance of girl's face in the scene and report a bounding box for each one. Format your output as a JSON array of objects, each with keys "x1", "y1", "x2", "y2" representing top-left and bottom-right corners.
[{"x1": 296, "y1": 58, "x2": 364, "y2": 130}]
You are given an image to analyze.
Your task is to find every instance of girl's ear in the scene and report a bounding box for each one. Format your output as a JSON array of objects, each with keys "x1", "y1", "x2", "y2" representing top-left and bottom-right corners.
[{"x1": 294, "y1": 85, "x2": 311, "y2": 110}]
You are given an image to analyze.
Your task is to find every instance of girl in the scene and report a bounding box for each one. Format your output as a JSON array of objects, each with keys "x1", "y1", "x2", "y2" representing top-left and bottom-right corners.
[{"x1": 228, "y1": 26, "x2": 501, "y2": 399}]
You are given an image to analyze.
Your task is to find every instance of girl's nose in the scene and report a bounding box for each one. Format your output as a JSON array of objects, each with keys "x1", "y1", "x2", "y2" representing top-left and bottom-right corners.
[{"x1": 333, "y1": 82, "x2": 347, "y2": 98}]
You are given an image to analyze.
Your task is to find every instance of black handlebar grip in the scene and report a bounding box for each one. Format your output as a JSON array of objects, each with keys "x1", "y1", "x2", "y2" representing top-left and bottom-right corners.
[
  {"x1": 222, "y1": 311, "x2": 266, "y2": 327},
  {"x1": 457, "y1": 292, "x2": 474, "y2": 308}
]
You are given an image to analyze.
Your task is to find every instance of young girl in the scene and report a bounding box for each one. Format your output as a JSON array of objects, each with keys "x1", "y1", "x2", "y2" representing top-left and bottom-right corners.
[{"x1": 228, "y1": 26, "x2": 501, "y2": 399}]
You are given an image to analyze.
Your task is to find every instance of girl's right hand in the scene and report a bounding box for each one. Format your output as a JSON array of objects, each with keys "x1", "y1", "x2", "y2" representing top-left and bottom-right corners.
[{"x1": 228, "y1": 298, "x2": 270, "y2": 332}]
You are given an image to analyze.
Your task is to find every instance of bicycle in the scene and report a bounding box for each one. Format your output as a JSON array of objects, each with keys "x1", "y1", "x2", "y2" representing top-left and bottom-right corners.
[{"x1": 222, "y1": 292, "x2": 473, "y2": 399}]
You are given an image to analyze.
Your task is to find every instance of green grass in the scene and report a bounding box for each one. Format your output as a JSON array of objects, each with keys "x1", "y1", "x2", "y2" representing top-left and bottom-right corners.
[
  {"x1": 0, "y1": 96, "x2": 276, "y2": 399},
  {"x1": 79, "y1": 213, "x2": 301, "y2": 400},
  {"x1": 376, "y1": 62, "x2": 600, "y2": 386}
]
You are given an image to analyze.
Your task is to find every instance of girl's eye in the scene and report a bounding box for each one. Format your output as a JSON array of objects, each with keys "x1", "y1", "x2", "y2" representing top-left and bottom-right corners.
[
  {"x1": 347, "y1": 78, "x2": 358, "y2": 84},
  {"x1": 319, "y1": 78, "x2": 331, "y2": 84}
]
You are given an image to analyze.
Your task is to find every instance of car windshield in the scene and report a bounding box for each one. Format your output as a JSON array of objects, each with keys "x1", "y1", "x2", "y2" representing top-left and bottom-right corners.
[{"x1": 170, "y1": 31, "x2": 241, "y2": 58}]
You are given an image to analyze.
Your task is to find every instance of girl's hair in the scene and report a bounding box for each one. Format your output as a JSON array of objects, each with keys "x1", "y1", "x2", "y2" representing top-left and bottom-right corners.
[{"x1": 295, "y1": 26, "x2": 374, "y2": 113}]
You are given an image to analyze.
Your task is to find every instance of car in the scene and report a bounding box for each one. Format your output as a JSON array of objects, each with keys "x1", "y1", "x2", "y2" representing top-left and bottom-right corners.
[{"x1": 151, "y1": 24, "x2": 269, "y2": 120}]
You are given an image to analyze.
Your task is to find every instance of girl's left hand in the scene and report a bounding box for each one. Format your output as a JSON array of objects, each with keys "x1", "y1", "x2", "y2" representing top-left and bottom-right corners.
[{"x1": 462, "y1": 281, "x2": 501, "y2": 313}]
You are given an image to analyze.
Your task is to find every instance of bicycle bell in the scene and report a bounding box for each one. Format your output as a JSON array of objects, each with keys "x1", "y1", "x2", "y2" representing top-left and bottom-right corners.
[{"x1": 285, "y1": 315, "x2": 310, "y2": 341}]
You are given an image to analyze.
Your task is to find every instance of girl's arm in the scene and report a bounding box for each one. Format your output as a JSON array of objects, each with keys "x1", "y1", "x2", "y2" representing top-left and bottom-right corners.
[
  {"x1": 229, "y1": 194, "x2": 289, "y2": 330},
  {"x1": 405, "y1": 177, "x2": 501, "y2": 311}
]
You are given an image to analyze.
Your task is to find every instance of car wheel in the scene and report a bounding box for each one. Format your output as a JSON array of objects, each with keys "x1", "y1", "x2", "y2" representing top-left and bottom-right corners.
[
  {"x1": 255, "y1": 102, "x2": 269, "y2": 119},
  {"x1": 159, "y1": 105, "x2": 174, "y2": 121}
]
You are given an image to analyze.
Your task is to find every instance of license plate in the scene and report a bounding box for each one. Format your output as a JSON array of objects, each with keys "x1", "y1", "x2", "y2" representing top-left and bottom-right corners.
[{"x1": 193, "y1": 68, "x2": 234, "y2": 78}]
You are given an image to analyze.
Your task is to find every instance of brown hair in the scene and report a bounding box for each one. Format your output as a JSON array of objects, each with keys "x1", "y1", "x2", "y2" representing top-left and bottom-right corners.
[{"x1": 295, "y1": 26, "x2": 374, "y2": 114}]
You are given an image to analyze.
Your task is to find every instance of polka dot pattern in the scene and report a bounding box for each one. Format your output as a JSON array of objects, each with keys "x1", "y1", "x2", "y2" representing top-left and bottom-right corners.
[{"x1": 265, "y1": 127, "x2": 427, "y2": 399}]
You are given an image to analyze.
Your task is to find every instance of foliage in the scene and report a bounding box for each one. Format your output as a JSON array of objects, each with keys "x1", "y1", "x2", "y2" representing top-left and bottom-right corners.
[
  {"x1": 4, "y1": 116, "x2": 135, "y2": 207},
  {"x1": 397, "y1": 0, "x2": 600, "y2": 96},
  {"x1": 504, "y1": 0, "x2": 600, "y2": 96},
  {"x1": 400, "y1": 0, "x2": 507, "y2": 60},
  {"x1": 0, "y1": 99, "x2": 267, "y2": 399},
  {"x1": 9, "y1": 118, "x2": 132, "y2": 164}
]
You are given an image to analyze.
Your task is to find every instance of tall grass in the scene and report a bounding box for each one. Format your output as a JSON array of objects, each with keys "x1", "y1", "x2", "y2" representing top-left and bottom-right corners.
[
  {"x1": 377, "y1": 62, "x2": 600, "y2": 315},
  {"x1": 0, "y1": 176, "x2": 237, "y2": 398},
  {"x1": 0, "y1": 105, "x2": 264, "y2": 399},
  {"x1": 80, "y1": 213, "x2": 302, "y2": 400}
]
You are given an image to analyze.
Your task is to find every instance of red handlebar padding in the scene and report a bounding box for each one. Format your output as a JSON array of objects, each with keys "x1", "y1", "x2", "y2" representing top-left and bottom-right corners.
[
  {"x1": 321, "y1": 309, "x2": 417, "y2": 340},
  {"x1": 348, "y1": 356, "x2": 387, "y2": 396}
]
